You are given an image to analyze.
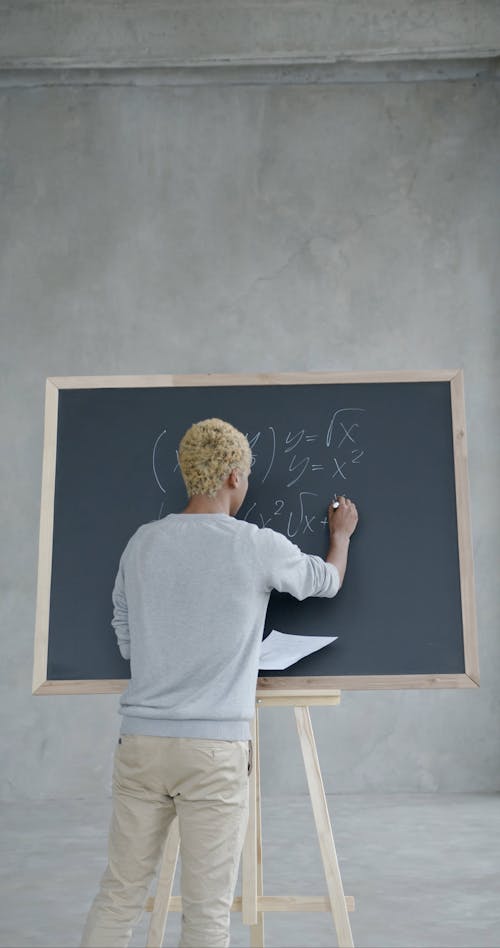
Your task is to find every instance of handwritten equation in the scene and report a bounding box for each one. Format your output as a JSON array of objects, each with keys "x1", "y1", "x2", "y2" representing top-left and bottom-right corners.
[{"x1": 152, "y1": 407, "x2": 366, "y2": 538}]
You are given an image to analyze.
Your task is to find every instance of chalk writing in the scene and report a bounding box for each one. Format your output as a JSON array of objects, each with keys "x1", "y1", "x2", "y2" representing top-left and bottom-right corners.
[
  {"x1": 152, "y1": 408, "x2": 366, "y2": 533},
  {"x1": 152, "y1": 430, "x2": 167, "y2": 493}
]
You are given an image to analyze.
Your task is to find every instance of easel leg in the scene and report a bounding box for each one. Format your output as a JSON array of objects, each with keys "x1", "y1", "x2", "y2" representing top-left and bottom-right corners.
[
  {"x1": 146, "y1": 816, "x2": 180, "y2": 948},
  {"x1": 294, "y1": 706, "x2": 354, "y2": 948},
  {"x1": 249, "y1": 708, "x2": 264, "y2": 948},
  {"x1": 242, "y1": 709, "x2": 265, "y2": 945}
]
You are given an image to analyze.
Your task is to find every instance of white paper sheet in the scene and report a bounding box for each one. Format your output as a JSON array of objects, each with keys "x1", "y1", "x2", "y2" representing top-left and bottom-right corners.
[{"x1": 258, "y1": 628, "x2": 338, "y2": 670}]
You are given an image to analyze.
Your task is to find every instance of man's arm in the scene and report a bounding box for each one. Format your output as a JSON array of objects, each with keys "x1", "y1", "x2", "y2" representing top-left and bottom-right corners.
[
  {"x1": 111, "y1": 556, "x2": 131, "y2": 660},
  {"x1": 325, "y1": 496, "x2": 358, "y2": 587}
]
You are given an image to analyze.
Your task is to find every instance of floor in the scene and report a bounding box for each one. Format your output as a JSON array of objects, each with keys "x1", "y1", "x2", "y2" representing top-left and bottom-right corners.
[{"x1": 1, "y1": 793, "x2": 499, "y2": 948}]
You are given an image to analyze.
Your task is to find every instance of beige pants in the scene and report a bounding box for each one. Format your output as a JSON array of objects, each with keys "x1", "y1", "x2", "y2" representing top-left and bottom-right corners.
[{"x1": 80, "y1": 734, "x2": 251, "y2": 948}]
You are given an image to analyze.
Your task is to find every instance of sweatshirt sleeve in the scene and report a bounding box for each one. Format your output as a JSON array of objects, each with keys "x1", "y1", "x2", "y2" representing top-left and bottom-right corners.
[
  {"x1": 258, "y1": 528, "x2": 340, "y2": 600},
  {"x1": 111, "y1": 554, "x2": 131, "y2": 660}
]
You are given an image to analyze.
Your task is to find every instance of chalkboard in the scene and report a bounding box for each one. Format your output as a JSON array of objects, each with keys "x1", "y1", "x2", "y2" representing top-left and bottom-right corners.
[{"x1": 33, "y1": 372, "x2": 479, "y2": 695}]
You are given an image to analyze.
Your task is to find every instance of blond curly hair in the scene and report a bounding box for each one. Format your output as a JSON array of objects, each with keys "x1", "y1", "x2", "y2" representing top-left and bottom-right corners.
[{"x1": 178, "y1": 418, "x2": 252, "y2": 498}]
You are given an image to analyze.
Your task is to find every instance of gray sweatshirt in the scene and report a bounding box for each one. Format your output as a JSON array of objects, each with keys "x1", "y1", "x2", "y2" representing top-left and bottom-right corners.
[{"x1": 113, "y1": 513, "x2": 340, "y2": 740}]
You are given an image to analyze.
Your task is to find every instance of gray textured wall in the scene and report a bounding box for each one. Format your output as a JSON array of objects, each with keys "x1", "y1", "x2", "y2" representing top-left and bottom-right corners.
[
  {"x1": 1, "y1": 48, "x2": 499, "y2": 799},
  {"x1": 2, "y1": 0, "x2": 500, "y2": 66}
]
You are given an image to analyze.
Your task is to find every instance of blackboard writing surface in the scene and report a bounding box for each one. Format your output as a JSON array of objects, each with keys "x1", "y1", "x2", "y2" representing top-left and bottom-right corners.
[{"x1": 33, "y1": 372, "x2": 479, "y2": 694}]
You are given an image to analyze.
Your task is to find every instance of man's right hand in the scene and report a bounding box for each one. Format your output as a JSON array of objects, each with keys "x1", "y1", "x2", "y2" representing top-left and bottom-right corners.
[
  {"x1": 327, "y1": 495, "x2": 358, "y2": 540},
  {"x1": 325, "y1": 496, "x2": 359, "y2": 587}
]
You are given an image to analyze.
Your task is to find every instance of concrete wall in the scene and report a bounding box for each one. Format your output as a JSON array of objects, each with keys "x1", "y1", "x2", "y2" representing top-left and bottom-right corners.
[
  {"x1": 2, "y1": 0, "x2": 500, "y2": 67},
  {"x1": 1, "y1": 4, "x2": 499, "y2": 800}
]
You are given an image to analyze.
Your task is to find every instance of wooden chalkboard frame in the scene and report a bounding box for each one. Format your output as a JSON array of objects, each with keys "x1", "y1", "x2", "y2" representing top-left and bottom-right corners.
[{"x1": 32, "y1": 370, "x2": 479, "y2": 696}]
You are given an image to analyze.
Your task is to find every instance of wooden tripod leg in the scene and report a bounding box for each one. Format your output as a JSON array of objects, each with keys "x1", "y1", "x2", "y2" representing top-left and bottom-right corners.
[
  {"x1": 249, "y1": 707, "x2": 265, "y2": 947},
  {"x1": 146, "y1": 816, "x2": 180, "y2": 948},
  {"x1": 242, "y1": 712, "x2": 259, "y2": 929},
  {"x1": 294, "y1": 706, "x2": 354, "y2": 948}
]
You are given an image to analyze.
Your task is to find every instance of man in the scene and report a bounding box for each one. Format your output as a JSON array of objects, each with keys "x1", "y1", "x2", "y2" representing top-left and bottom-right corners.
[{"x1": 80, "y1": 417, "x2": 358, "y2": 948}]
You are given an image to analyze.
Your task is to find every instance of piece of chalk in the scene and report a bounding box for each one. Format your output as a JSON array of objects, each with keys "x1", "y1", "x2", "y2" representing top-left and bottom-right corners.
[{"x1": 332, "y1": 500, "x2": 340, "y2": 509}]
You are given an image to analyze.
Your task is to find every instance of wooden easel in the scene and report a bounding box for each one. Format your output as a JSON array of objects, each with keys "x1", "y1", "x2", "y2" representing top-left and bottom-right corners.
[{"x1": 144, "y1": 690, "x2": 354, "y2": 948}]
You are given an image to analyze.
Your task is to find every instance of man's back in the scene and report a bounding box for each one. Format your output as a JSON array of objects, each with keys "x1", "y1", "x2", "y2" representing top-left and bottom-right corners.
[{"x1": 112, "y1": 513, "x2": 340, "y2": 741}]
